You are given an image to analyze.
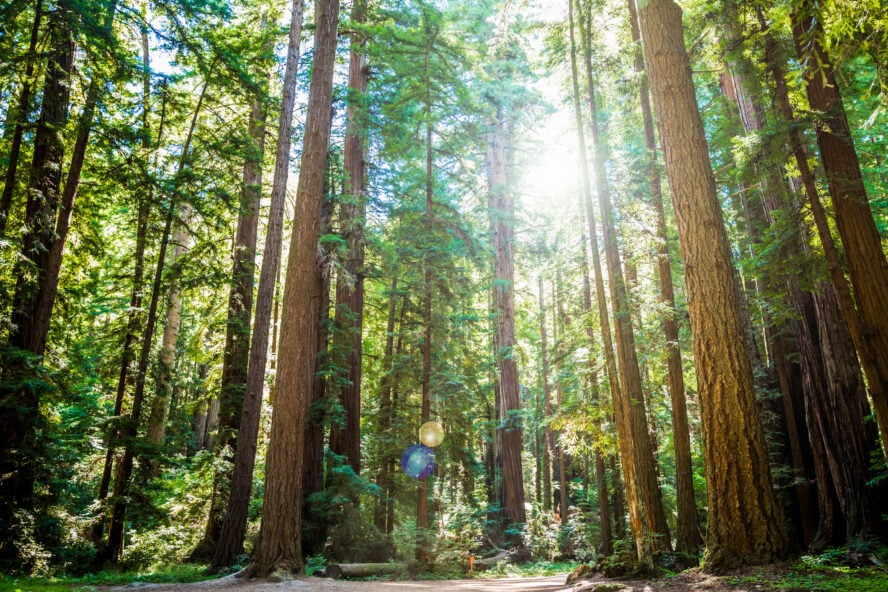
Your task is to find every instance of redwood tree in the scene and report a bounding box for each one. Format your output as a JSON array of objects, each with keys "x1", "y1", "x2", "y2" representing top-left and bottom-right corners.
[
  {"x1": 636, "y1": 0, "x2": 787, "y2": 572},
  {"x1": 210, "y1": 0, "x2": 305, "y2": 571},
  {"x1": 248, "y1": 0, "x2": 340, "y2": 576},
  {"x1": 790, "y1": 0, "x2": 888, "y2": 453},
  {"x1": 329, "y1": 0, "x2": 369, "y2": 474},
  {"x1": 487, "y1": 106, "x2": 526, "y2": 533}
]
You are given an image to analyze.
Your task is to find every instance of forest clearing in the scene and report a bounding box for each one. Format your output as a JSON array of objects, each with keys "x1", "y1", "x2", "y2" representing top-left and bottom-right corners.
[{"x1": 2, "y1": 0, "x2": 888, "y2": 588}]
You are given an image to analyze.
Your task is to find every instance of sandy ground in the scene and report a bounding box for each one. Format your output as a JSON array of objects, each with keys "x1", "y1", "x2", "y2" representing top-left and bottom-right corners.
[{"x1": 97, "y1": 570, "x2": 780, "y2": 592}]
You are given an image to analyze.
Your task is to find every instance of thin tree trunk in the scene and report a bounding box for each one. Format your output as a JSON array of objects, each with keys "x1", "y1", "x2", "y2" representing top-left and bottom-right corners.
[
  {"x1": 567, "y1": 0, "x2": 645, "y2": 562},
  {"x1": 373, "y1": 276, "x2": 400, "y2": 532},
  {"x1": 577, "y1": 0, "x2": 670, "y2": 554},
  {"x1": 416, "y1": 14, "x2": 437, "y2": 537},
  {"x1": 248, "y1": 0, "x2": 339, "y2": 575},
  {"x1": 636, "y1": 0, "x2": 787, "y2": 572},
  {"x1": 210, "y1": 0, "x2": 305, "y2": 572},
  {"x1": 197, "y1": 15, "x2": 272, "y2": 560},
  {"x1": 552, "y1": 273, "x2": 569, "y2": 524},
  {"x1": 487, "y1": 106, "x2": 526, "y2": 535},
  {"x1": 789, "y1": 0, "x2": 888, "y2": 455},
  {"x1": 144, "y1": 201, "x2": 192, "y2": 472},
  {"x1": 329, "y1": 0, "x2": 368, "y2": 474},
  {"x1": 578, "y1": 230, "x2": 613, "y2": 555},
  {"x1": 105, "y1": 81, "x2": 207, "y2": 562},
  {"x1": 626, "y1": 0, "x2": 700, "y2": 554},
  {"x1": 98, "y1": 20, "x2": 156, "y2": 503},
  {"x1": 538, "y1": 276, "x2": 553, "y2": 515},
  {"x1": 1, "y1": 4, "x2": 74, "y2": 554},
  {"x1": 0, "y1": 0, "x2": 42, "y2": 238}
]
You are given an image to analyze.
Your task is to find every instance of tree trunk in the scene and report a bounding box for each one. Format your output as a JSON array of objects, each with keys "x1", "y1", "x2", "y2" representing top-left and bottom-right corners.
[
  {"x1": 760, "y1": 10, "x2": 886, "y2": 542},
  {"x1": 1, "y1": 3, "x2": 74, "y2": 559},
  {"x1": 790, "y1": 0, "x2": 888, "y2": 455},
  {"x1": 98, "y1": 20, "x2": 155, "y2": 503},
  {"x1": 197, "y1": 15, "x2": 272, "y2": 560},
  {"x1": 538, "y1": 276, "x2": 553, "y2": 514},
  {"x1": 581, "y1": 0, "x2": 672, "y2": 554},
  {"x1": 626, "y1": 0, "x2": 700, "y2": 554},
  {"x1": 144, "y1": 202, "x2": 192, "y2": 473},
  {"x1": 578, "y1": 234, "x2": 613, "y2": 555},
  {"x1": 105, "y1": 81, "x2": 207, "y2": 562},
  {"x1": 636, "y1": 0, "x2": 787, "y2": 572},
  {"x1": 569, "y1": 0, "x2": 658, "y2": 562},
  {"x1": 416, "y1": 15, "x2": 438, "y2": 539},
  {"x1": 373, "y1": 276, "x2": 400, "y2": 533},
  {"x1": 0, "y1": 0, "x2": 42, "y2": 238},
  {"x1": 720, "y1": 12, "x2": 820, "y2": 547},
  {"x1": 809, "y1": 286, "x2": 886, "y2": 539},
  {"x1": 210, "y1": 0, "x2": 305, "y2": 572},
  {"x1": 8, "y1": 0, "x2": 74, "y2": 356},
  {"x1": 26, "y1": 0, "x2": 119, "y2": 366},
  {"x1": 329, "y1": 0, "x2": 368, "y2": 474},
  {"x1": 487, "y1": 106, "x2": 526, "y2": 534},
  {"x1": 248, "y1": 0, "x2": 339, "y2": 576},
  {"x1": 552, "y1": 274, "x2": 569, "y2": 524},
  {"x1": 301, "y1": 169, "x2": 333, "y2": 558}
]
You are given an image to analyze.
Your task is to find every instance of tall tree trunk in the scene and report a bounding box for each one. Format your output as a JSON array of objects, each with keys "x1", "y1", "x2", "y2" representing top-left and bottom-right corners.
[
  {"x1": 568, "y1": 0, "x2": 652, "y2": 562},
  {"x1": 578, "y1": 231, "x2": 613, "y2": 555},
  {"x1": 808, "y1": 285, "x2": 885, "y2": 540},
  {"x1": 538, "y1": 276, "x2": 553, "y2": 514},
  {"x1": 719, "y1": 14, "x2": 819, "y2": 547},
  {"x1": 636, "y1": 0, "x2": 787, "y2": 572},
  {"x1": 144, "y1": 202, "x2": 192, "y2": 473},
  {"x1": 790, "y1": 0, "x2": 888, "y2": 454},
  {"x1": 760, "y1": 10, "x2": 886, "y2": 542},
  {"x1": 97, "y1": 20, "x2": 156, "y2": 504},
  {"x1": 197, "y1": 15, "x2": 272, "y2": 560},
  {"x1": 329, "y1": 0, "x2": 368, "y2": 474},
  {"x1": 759, "y1": 12, "x2": 871, "y2": 429},
  {"x1": 105, "y1": 82, "x2": 207, "y2": 562},
  {"x1": 552, "y1": 273, "x2": 569, "y2": 524},
  {"x1": 210, "y1": 0, "x2": 305, "y2": 572},
  {"x1": 626, "y1": 0, "x2": 700, "y2": 554},
  {"x1": 417, "y1": 15, "x2": 436, "y2": 537},
  {"x1": 487, "y1": 106, "x2": 526, "y2": 534},
  {"x1": 27, "y1": 0, "x2": 120, "y2": 363},
  {"x1": 1, "y1": 3, "x2": 73, "y2": 561},
  {"x1": 248, "y1": 0, "x2": 339, "y2": 576},
  {"x1": 8, "y1": 0, "x2": 74, "y2": 356},
  {"x1": 0, "y1": 0, "x2": 42, "y2": 238},
  {"x1": 578, "y1": 0, "x2": 672, "y2": 555},
  {"x1": 301, "y1": 165, "x2": 333, "y2": 558},
  {"x1": 374, "y1": 276, "x2": 400, "y2": 533}
]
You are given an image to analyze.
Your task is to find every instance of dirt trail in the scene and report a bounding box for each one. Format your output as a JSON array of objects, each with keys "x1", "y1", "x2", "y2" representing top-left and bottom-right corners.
[
  {"x1": 102, "y1": 575, "x2": 571, "y2": 592},
  {"x1": 99, "y1": 571, "x2": 760, "y2": 592}
]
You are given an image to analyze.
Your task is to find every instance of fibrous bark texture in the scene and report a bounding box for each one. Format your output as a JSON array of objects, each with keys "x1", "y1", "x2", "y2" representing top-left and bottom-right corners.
[{"x1": 637, "y1": 0, "x2": 787, "y2": 572}]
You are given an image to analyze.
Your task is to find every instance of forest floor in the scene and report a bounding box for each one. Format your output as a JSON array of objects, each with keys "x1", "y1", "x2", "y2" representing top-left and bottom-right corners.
[{"x1": 89, "y1": 563, "x2": 888, "y2": 592}]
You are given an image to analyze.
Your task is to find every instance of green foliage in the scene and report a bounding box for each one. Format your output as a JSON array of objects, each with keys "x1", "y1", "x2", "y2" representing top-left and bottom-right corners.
[{"x1": 0, "y1": 564, "x2": 214, "y2": 591}]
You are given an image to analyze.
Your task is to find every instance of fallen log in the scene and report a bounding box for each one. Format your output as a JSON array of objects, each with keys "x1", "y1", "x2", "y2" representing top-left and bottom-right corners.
[
  {"x1": 473, "y1": 550, "x2": 509, "y2": 571},
  {"x1": 324, "y1": 562, "x2": 409, "y2": 579}
]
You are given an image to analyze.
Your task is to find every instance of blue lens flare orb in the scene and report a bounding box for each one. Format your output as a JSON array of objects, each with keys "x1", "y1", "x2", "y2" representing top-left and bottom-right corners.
[{"x1": 400, "y1": 444, "x2": 436, "y2": 480}]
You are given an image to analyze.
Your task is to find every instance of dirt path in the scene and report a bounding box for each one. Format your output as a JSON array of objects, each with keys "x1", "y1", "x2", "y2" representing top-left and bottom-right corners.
[
  {"x1": 102, "y1": 575, "x2": 571, "y2": 592},
  {"x1": 98, "y1": 571, "x2": 762, "y2": 592}
]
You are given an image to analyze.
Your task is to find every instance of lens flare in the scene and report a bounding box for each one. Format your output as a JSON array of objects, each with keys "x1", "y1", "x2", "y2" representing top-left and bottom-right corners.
[
  {"x1": 419, "y1": 421, "x2": 444, "y2": 447},
  {"x1": 400, "y1": 444, "x2": 435, "y2": 479}
]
